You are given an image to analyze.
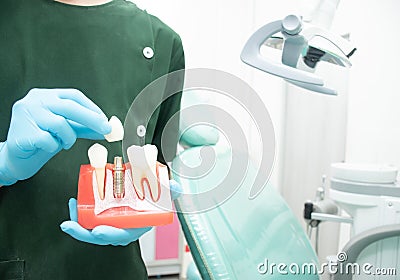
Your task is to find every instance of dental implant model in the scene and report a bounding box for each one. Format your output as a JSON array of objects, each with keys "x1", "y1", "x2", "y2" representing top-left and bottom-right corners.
[
  {"x1": 113, "y1": 156, "x2": 125, "y2": 199},
  {"x1": 77, "y1": 115, "x2": 173, "y2": 229}
]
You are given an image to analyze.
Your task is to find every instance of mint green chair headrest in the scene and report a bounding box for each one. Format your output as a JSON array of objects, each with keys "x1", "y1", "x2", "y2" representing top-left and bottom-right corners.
[{"x1": 179, "y1": 90, "x2": 220, "y2": 147}]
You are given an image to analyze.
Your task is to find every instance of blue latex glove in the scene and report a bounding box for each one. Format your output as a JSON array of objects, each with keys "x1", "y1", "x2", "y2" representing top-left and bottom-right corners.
[
  {"x1": 0, "y1": 88, "x2": 111, "y2": 186},
  {"x1": 60, "y1": 180, "x2": 182, "y2": 246}
]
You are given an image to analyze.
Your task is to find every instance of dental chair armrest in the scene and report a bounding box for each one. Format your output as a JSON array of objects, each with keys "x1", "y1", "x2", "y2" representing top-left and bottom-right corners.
[
  {"x1": 179, "y1": 89, "x2": 220, "y2": 148},
  {"x1": 179, "y1": 125, "x2": 219, "y2": 147},
  {"x1": 333, "y1": 224, "x2": 400, "y2": 280}
]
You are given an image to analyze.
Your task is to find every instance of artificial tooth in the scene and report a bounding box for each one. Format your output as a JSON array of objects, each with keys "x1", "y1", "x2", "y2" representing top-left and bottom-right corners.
[
  {"x1": 104, "y1": 116, "x2": 124, "y2": 142},
  {"x1": 127, "y1": 144, "x2": 159, "y2": 201},
  {"x1": 88, "y1": 143, "x2": 108, "y2": 200}
]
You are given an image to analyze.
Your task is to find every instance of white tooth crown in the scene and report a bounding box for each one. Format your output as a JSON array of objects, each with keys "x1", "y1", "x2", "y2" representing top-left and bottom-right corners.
[
  {"x1": 88, "y1": 143, "x2": 108, "y2": 168},
  {"x1": 127, "y1": 145, "x2": 159, "y2": 201},
  {"x1": 104, "y1": 116, "x2": 124, "y2": 142},
  {"x1": 128, "y1": 145, "x2": 157, "y2": 168},
  {"x1": 88, "y1": 143, "x2": 108, "y2": 200}
]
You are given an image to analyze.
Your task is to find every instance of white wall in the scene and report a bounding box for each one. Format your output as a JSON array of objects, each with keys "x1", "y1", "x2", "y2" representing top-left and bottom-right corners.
[{"x1": 335, "y1": 0, "x2": 400, "y2": 168}]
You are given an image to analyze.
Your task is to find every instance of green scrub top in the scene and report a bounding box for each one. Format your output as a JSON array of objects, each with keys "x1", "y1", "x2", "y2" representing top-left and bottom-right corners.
[{"x1": 0, "y1": 0, "x2": 184, "y2": 279}]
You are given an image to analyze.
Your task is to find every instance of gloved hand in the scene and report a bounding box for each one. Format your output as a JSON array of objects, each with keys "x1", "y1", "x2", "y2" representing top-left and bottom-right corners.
[
  {"x1": 0, "y1": 88, "x2": 111, "y2": 186},
  {"x1": 60, "y1": 180, "x2": 182, "y2": 246}
]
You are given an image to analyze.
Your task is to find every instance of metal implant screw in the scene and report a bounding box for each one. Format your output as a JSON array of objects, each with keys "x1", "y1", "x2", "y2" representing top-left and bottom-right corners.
[{"x1": 113, "y1": 156, "x2": 125, "y2": 199}]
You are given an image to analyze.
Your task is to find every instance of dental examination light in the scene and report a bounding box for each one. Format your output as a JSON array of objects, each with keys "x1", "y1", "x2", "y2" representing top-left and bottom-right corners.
[{"x1": 241, "y1": 14, "x2": 356, "y2": 95}]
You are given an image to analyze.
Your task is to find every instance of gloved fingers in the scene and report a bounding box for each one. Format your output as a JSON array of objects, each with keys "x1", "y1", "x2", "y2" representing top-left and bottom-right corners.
[
  {"x1": 46, "y1": 98, "x2": 111, "y2": 136},
  {"x1": 60, "y1": 221, "x2": 110, "y2": 245},
  {"x1": 68, "y1": 198, "x2": 78, "y2": 222},
  {"x1": 35, "y1": 111, "x2": 77, "y2": 150},
  {"x1": 13, "y1": 129, "x2": 61, "y2": 155},
  {"x1": 67, "y1": 121, "x2": 106, "y2": 140},
  {"x1": 91, "y1": 225, "x2": 152, "y2": 245},
  {"x1": 26, "y1": 88, "x2": 105, "y2": 118},
  {"x1": 54, "y1": 88, "x2": 105, "y2": 116},
  {"x1": 169, "y1": 179, "x2": 183, "y2": 200}
]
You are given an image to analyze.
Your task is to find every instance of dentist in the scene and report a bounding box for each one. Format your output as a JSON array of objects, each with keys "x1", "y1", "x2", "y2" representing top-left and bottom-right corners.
[{"x1": 0, "y1": 0, "x2": 184, "y2": 279}]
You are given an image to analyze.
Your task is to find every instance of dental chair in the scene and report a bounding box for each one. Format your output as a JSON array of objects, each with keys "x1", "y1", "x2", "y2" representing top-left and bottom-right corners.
[{"x1": 171, "y1": 92, "x2": 319, "y2": 279}]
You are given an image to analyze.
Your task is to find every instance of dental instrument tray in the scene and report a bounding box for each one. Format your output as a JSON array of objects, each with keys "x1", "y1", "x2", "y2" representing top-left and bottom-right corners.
[{"x1": 77, "y1": 160, "x2": 174, "y2": 229}]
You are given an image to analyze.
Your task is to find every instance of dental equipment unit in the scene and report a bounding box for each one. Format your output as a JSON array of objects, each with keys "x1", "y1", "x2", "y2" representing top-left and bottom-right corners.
[
  {"x1": 305, "y1": 163, "x2": 400, "y2": 279},
  {"x1": 241, "y1": 14, "x2": 356, "y2": 95}
]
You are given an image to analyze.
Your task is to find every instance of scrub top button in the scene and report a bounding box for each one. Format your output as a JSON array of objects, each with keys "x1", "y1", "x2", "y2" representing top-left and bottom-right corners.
[
  {"x1": 143, "y1": 47, "x2": 154, "y2": 59},
  {"x1": 137, "y1": 125, "x2": 146, "y2": 137}
]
